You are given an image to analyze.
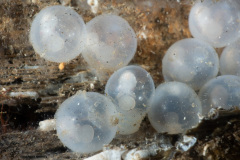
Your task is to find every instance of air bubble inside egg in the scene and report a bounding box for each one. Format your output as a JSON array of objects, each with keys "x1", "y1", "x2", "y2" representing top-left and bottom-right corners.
[
  {"x1": 189, "y1": 0, "x2": 240, "y2": 48},
  {"x1": 55, "y1": 91, "x2": 118, "y2": 153},
  {"x1": 105, "y1": 65, "x2": 155, "y2": 135},
  {"x1": 82, "y1": 14, "x2": 137, "y2": 77},
  {"x1": 148, "y1": 82, "x2": 202, "y2": 134},
  {"x1": 198, "y1": 75, "x2": 240, "y2": 116},
  {"x1": 30, "y1": 5, "x2": 86, "y2": 63},
  {"x1": 162, "y1": 38, "x2": 219, "y2": 90},
  {"x1": 220, "y1": 40, "x2": 240, "y2": 76}
]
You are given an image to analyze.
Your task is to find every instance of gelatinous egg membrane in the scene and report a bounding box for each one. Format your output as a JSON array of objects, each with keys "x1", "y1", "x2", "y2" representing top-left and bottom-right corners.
[
  {"x1": 83, "y1": 14, "x2": 137, "y2": 73},
  {"x1": 148, "y1": 82, "x2": 202, "y2": 134},
  {"x1": 199, "y1": 75, "x2": 240, "y2": 116},
  {"x1": 220, "y1": 40, "x2": 240, "y2": 76},
  {"x1": 30, "y1": 5, "x2": 86, "y2": 62},
  {"x1": 55, "y1": 91, "x2": 118, "y2": 153},
  {"x1": 105, "y1": 65, "x2": 155, "y2": 135},
  {"x1": 189, "y1": 0, "x2": 240, "y2": 48},
  {"x1": 162, "y1": 38, "x2": 219, "y2": 91}
]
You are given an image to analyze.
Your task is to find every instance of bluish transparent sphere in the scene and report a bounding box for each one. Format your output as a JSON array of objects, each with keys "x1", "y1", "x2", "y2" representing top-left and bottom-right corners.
[
  {"x1": 199, "y1": 75, "x2": 240, "y2": 116},
  {"x1": 105, "y1": 65, "x2": 155, "y2": 135},
  {"x1": 83, "y1": 14, "x2": 137, "y2": 74},
  {"x1": 220, "y1": 40, "x2": 240, "y2": 76},
  {"x1": 148, "y1": 82, "x2": 202, "y2": 134},
  {"x1": 189, "y1": 0, "x2": 240, "y2": 48},
  {"x1": 55, "y1": 91, "x2": 118, "y2": 153},
  {"x1": 30, "y1": 5, "x2": 86, "y2": 62},
  {"x1": 162, "y1": 38, "x2": 219, "y2": 91}
]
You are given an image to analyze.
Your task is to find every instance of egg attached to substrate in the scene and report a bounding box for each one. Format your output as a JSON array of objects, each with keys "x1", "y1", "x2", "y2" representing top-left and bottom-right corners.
[
  {"x1": 55, "y1": 91, "x2": 118, "y2": 154},
  {"x1": 199, "y1": 75, "x2": 240, "y2": 116},
  {"x1": 148, "y1": 82, "x2": 202, "y2": 134},
  {"x1": 105, "y1": 65, "x2": 155, "y2": 135}
]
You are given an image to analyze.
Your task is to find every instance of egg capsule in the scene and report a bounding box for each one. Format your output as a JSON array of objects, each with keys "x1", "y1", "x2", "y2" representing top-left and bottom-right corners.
[
  {"x1": 198, "y1": 75, "x2": 240, "y2": 116},
  {"x1": 30, "y1": 5, "x2": 86, "y2": 63},
  {"x1": 162, "y1": 38, "x2": 219, "y2": 91},
  {"x1": 189, "y1": 0, "x2": 240, "y2": 48},
  {"x1": 82, "y1": 14, "x2": 137, "y2": 78},
  {"x1": 105, "y1": 65, "x2": 155, "y2": 135},
  {"x1": 220, "y1": 40, "x2": 240, "y2": 76},
  {"x1": 55, "y1": 91, "x2": 118, "y2": 154},
  {"x1": 148, "y1": 82, "x2": 202, "y2": 134}
]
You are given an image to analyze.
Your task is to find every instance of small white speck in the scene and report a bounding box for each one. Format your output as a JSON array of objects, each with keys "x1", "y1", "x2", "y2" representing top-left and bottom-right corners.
[
  {"x1": 90, "y1": 83, "x2": 94, "y2": 89},
  {"x1": 138, "y1": 31, "x2": 147, "y2": 39},
  {"x1": 87, "y1": 0, "x2": 99, "y2": 14},
  {"x1": 39, "y1": 119, "x2": 56, "y2": 132}
]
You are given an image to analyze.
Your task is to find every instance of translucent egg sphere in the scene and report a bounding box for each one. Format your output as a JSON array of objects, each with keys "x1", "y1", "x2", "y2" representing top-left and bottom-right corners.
[
  {"x1": 162, "y1": 38, "x2": 219, "y2": 91},
  {"x1": 55, "y1": 91, "x2": 118, "y2": 153},
  {"x1": 30, "y1": 5, "x2": 86, "y2": 63},
  {"x1": 198, "y1": 75, "x2": 240, "y2": 116},
  {"x1": 148, "y1": 82, "x2": 202, "y2": 134},
  {"x1": 105, "y1": 65, "x2": 155, "y2": 135},
  {"x1": 220, "y1": 40, "x2": 240, "y2": 76},
  {"x1": 189, "y1": 0, "x2": 240, "y2": 48},
  {"x1": 82, "y1": 14, "x2": 137, "y2": 73}
]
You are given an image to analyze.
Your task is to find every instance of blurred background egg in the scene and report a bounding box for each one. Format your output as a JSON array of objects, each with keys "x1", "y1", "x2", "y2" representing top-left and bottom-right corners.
[
  {"x1": 220, "y1": 40, "x2": 240, "y2": 76},
  {"x1": 189, "y1": 0, "x2": 240, "y2": 48},
  {"x1": 199, "y1": 75, "x2": 240, "y2": 116}
]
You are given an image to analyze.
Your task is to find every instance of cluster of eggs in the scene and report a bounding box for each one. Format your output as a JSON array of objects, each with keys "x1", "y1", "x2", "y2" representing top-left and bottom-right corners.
[
  {"x1": 155, "y1": 0, "x2": 240, "y2": 134},
  {"x1": 30, "y1": 5, "x2": 145, "y2": 153},
  {"x1": 54, "y1": 65, "x2": 155, "y2": 153},
  {"x1": 30, "y1": 0, "x2": 240, "y2": 154},
  {"x1": 30, "y1": 5, "x2": 137, "y2": 76}
]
